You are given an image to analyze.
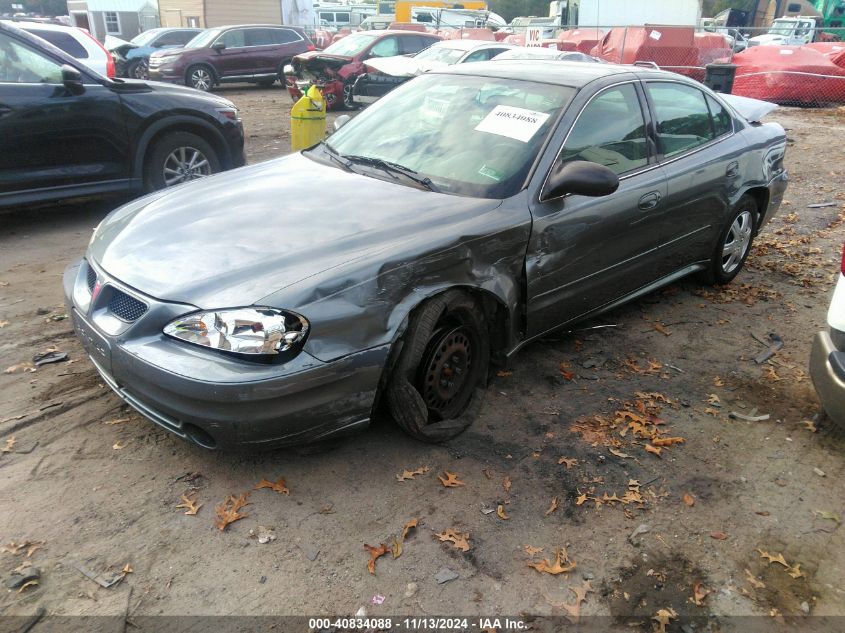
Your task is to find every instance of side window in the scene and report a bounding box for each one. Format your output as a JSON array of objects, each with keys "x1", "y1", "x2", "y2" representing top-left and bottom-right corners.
[
  {"x1": 0, "y1": 32, "x2": 64, "y2": 84},
  {"x1": 706, "y1": 94, "x2": 732, "y2": 138},
  {"x1": 272, "y1": 28, "x2": 301, "y2": 44},
  {"x1": 27, "y1": 29, "x2": 89, "y2": 58},
  {"x1": 335, "y1": 12, "x2": 351, "y2": 23},
  {"x1": 245, "y1": 28, "x2": 276, "y2": 47},
  {"x1": 320, "y1": 12, "x2": 334, "y2": 22},
  {"x1": 368, "y1": 36, "x2": 399, "y2": 58},
  {"x1": 463, "y1": 49, "x2": 491, "y2": 63},
  {"x1": 219, "y1": 29, "x2": 246, "y2": 48},
  {"x1": 400, "y1": 35, "x2": 428, "y2": 55},
  {"x1": 647, "y1": 82, "x2": 714, "y2": 157},
  {"x1": 155, "y1": 31, "x2": 193, "y2": 47},
  {"x1": 561, "y1": 83, "x2": 648, "y2": 175}
]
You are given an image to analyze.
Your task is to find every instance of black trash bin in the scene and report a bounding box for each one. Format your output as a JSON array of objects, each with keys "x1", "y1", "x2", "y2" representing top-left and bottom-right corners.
[{"x1": 704, "y1": 63, "x2": 738, "y2": 94}]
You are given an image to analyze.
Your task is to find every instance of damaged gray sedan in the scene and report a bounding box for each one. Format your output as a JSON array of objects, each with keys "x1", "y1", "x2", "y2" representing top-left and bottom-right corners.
[{"x1": 65, "y1": 61, "x2": 788, "y2": 449}]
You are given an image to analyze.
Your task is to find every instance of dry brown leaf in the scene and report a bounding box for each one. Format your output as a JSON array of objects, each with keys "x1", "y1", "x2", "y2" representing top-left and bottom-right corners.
[
  {"x1": 558, "y1": 456, "x2": 578, "y2": 469},
  {"x1": 802, "y1": 420, "x2": 818, "y2": 432},
  {"x1": 391, "y1": 537, "x2": 402, "y2": 559},
  {"x1": 683, "y1": 493, "x2": 695, "y2": 507},
  {"x1": 364, "y1": 543, "x2": 388, "y2": 574},
  {"x1": 395, "y1": 466, "x2": 429, "y2": 482},
  {"x1": 654, "y1": 323, "x2": 672, "y2": 336},
  {"x1": 112, "y1": 441, "x2": 127, "y2": 450},
  {"x1": 497, "y1": 504, "x2": 509, "y2": 520},
  {"x1": 438, "y1": 470, "x2": 465, "y2": 487},
  {"x1": 707, "y1": 393, "x2": 721, "y2": 405},
  {"x1": 545, "y1": 497, "x2": 559, "y2": 516},
  {"x1": 764, "y1": 366, "x2": 782, "y2": 382},
  {"x1": 524, "y1": 544, "x2": 543, "y2": 557},
  {"x1": 710, "y1": 531, "x2": 728, "y2": 540},
  {"x1": 104, "y1": 417, "x2": 130, "y2": 425},
  {"x1": 692, "y1": 581, "x2": 710, "y2": 606},
  {"x1": 745, "y1": 568, "x2": 765, "y2": 589},
  {"x1": 121, "y1": 563, "x2": 133, "y2": 575},
  {"x1": 435, "y1": 528, "x2": 471, "y2": 552},
  {"x1": 1, "y1": 436, "x2": 16, "y2": 453},
  {"x1": 787, "y1": 564, "x2": 805, "y2": 579},
  {"x1": 713, "y1": 376, "x2": 725, "y2": 387},
  {"x1": 575, "y1": 493, "x2": 588, "y2": 506},
  {"x1": 652, "y1": 607, "x2": 678, "y2": 633},
  {"x1": 214, "y1": 493, "x2": 250, "y2": 531},
  {"x1": 609, "y1": 448, "x2": 630, "y2": 458},
  {"x1": 651, "y1": 436, "x2": 685, "y2": 447},
  {"x1": 502, "y1": 475, "x2": 511, "y2": 494},
  {"x1": 528, "y1": 547, "x2": 576, "y2": 575},
  {"x1": 254, "y1": 477, "x2": 290, "y2": 495},
  {"x1": 559, "y1": 361, "x2": 575, "y2": 381},
  {"x1": 644, "y1": 444, "x2": 662, "y2": 457},
  {"x1": 4, "y1": 363, "x2": 35, "y2": 374},
  {"x1": 401, "y1": 518, "x2": 418, "y2": 540},
  {"x1": 175, "y1": 493, "x2": 202, "y2": 516}
]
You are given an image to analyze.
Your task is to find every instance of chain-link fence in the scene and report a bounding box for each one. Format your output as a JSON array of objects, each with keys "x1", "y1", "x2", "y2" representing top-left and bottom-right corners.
[{"x1": 530, "y1": 25, "x2": 845, "y2": 107}]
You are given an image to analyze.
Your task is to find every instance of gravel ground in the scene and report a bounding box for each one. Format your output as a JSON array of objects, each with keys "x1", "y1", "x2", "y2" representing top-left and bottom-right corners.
[{"x1": 1, "y1": 84, "x2": 844, "y2": 629}]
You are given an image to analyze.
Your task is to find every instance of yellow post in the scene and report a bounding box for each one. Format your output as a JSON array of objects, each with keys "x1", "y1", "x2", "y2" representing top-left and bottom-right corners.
[{"x1": 291, "y1": 85, "x2": 327, "y2": 152}]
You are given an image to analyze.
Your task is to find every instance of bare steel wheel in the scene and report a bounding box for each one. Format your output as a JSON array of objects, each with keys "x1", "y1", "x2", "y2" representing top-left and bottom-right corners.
[
  {"x1": 701, "y1": 194, "x2": 758, "y2": 285},
  {"x1": 419, "y1": 326, "x2": 476, "y2": 420},
  {"x1": 163, "y1": 146, "x2": 213, "y2": 186}
]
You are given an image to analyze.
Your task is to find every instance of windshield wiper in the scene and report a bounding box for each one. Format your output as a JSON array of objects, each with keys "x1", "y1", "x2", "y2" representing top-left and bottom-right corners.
[
  {"x1": 319, "y1": 141, "x2": 353, "y2": 172},
  {"x1": 341, "y1": 155, "x2": 438, "y2": 192}
]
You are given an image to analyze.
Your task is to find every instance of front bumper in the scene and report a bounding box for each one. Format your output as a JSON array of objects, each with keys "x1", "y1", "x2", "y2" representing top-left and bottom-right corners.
[
  {"x1": 64, "y1": 259, "x2": 388, "y2": 450},
  {"x1": 810, "y1": 330, "x2": 845, "y2": 427},
  {"x1": 147, "y1": 64, "x2": 182, "y2": 84},
  {"x1": 285, "y1": 76, "x2": 344, "y2": 108}
]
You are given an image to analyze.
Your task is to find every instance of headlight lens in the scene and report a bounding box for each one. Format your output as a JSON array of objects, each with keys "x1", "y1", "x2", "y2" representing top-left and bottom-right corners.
[{"x1": 164, "y1": 307, "x2": 309, "y2": 358}]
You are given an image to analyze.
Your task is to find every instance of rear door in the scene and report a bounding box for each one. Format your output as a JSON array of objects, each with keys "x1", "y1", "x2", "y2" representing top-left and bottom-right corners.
[
  {"x1": 526, "y1": 81, "x2": 668, "y2": 336},
  {"x1": 0, "y1": 30, "x2": 130, "y2": 202},
  {"x1": 270, "y1": 27, "x2": 307, "y2": 68},
  {"x1": 643, "y1": 81, "x2": 745, "y2": 275},
  {"x1": 244, "y1": 27, "x2": 279, "y2": 76}
]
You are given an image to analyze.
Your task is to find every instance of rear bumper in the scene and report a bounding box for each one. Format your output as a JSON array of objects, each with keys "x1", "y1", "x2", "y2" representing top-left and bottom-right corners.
[
  {"x1": 759, "y1": 170, "x2": 788, "y2": 231},
  {"x1": 810, "y1": 330, "x2": 845, "y2": 427},
  {"x1": 64, "y1": 259, "x2": 388, "y2": 450}
]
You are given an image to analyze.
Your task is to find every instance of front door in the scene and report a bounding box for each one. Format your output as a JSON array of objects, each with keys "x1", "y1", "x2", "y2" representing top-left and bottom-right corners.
[
  {"x1": 0, "y1": 30, "x2": 130, "y2": 202},
  {"x1": 213, "y1": 28, "x2": 252, "y2": 79},
  {"x1": 526, "y1": 81, "x2": 668, "y2": 337}
]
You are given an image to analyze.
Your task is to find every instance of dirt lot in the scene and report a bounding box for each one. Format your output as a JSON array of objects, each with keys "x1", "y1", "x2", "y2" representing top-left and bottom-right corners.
[{"x1": 1, "y1": 84, "x2": 845, "y2": 630}]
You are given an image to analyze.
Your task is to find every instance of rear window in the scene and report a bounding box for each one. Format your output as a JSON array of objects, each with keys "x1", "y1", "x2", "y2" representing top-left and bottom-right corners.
[{"x1": 26, "y1": 29, "x2": 88, "y2": 59}]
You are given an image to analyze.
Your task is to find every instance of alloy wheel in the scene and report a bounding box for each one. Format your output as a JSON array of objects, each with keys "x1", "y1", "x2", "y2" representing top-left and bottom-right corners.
[
  {"x1": 721, "y1": 209, "x2": 753, "y2": 274},
  {"x1": 343, "y1": 83, "x2": 354, "y2": 108},
  {"x1": 191, "y1": 68, "x2": 212, "y2": 91},
  {"x1": 162, "y1": 146, "x2": 212, "y2": 186},
  {"x1": 133, "y1": 59, "x2": 149, "y2": 80}
]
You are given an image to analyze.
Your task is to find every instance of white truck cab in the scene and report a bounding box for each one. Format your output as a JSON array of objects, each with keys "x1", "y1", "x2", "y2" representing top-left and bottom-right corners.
[{"x1": 748, "y1": 16, "x2": 818, "y2": 47}]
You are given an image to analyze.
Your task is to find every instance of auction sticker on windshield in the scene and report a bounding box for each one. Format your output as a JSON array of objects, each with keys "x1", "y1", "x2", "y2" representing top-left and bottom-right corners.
[{"x1": 474, "y1": 106, "x2": 551, "y2": 143}]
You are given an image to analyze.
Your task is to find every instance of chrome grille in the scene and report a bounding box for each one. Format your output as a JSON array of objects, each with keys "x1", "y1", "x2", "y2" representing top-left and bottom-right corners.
[
  {"x1": 108, "y1": 290, "x2": 147, "y2": 322},
  {"x1": 86, "y1": 265, "x2": 97, "y2": 292}
]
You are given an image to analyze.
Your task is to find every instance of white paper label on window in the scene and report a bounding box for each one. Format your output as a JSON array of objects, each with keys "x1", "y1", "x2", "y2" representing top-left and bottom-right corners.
[
  {"x1": 780, "y1": 49, "x2": 794, "y2": 54},
  {"x1": 474, "y1": 106, "x2": 551, "y2": 143},
  {"x1": 650, "y1": 30, "x2": 662, "y2": 41}
]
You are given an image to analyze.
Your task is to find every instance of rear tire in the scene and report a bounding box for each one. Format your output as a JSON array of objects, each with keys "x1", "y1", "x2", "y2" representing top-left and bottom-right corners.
[
  {"x1": 700, "y1": 194, "x2": 758, "y2": 285},
  {"x1": 143, "y1": 131, "x2": 221, "y2": 192},
  {"x1": 386, "y1": 291, "x2": 488, "y2": 443},
  {"x1": 186, "y1": 64, "x2": 214, "y2": 91}
]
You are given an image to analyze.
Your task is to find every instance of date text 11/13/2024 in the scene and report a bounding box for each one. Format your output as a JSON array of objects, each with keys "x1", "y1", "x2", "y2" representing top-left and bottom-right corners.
[{"x1": 307, "y1": 617, "x2": 528, "y2": 630}]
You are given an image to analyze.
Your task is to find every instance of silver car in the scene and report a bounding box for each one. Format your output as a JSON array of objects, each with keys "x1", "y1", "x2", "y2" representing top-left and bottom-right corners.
[{"x1": 65, "y1": 61, "x2": 788, "y2": 450}]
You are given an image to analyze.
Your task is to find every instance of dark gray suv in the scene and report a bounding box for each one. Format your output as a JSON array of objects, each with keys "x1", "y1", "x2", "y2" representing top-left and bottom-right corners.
[{"x1": 148, "y1": 24, "x2": 314, "y2": 91}]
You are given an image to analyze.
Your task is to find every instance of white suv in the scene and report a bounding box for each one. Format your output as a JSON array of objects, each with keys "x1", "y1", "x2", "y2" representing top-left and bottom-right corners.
[{"x1": 5, "y1": 20, "x2": 114, "y2": 77}]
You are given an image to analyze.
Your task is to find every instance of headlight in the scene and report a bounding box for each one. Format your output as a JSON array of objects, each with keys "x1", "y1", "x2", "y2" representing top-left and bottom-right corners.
[{"x1": 164, "y1": 307, "x2": 309, "y2": 358}]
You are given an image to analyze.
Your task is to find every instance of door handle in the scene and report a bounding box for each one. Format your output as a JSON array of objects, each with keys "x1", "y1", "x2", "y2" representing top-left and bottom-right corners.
[
  {"x1": 638, "y1": 191, "x2": 661, "y2": 211},
  {"x1": 726, "y1": 161, "x2": 740, "y2": 178}
]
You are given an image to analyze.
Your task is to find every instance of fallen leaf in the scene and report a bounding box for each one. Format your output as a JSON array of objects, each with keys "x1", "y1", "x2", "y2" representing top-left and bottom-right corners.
[
  {"x1": 710, "y1": 531, "x2": 728, "y2": 540},
  {"x1": 4, "y1": 363, "x2": 35, "y2": 374},
  {"x1": 802, "y1": 420, "x2": 817, "y2": 432},
  {"x1": 254, "y1": 477, "x2": 290, "y2": 495},
  {"x1": 756, "y1": 548, "x2": 788, "y2": 567},
  {"x1": 175, "y1": 493, "x2": 202, "y2": 515},
  {"x1": 547, "y1": 580, "x2": 594, "y2": 620},
  {"x1": 651, "y1": 436, "x2": 685, "y2": 447},
  {"x1": 559, "y1": 361, "x2": 575, "y2": 380},
  {"x1": 112, "y1": 441, "x2": 126, "y2": 450},
  {"x1": 813, "y1": 510, "x2": 841, "y2": 524},
  {"x1": 401, "y1": 518, "x2": 418, "y2": 540},
  {"x1": 714, "y1": 376, "x2": 725, "y2": 387},
  {"x1": 524, "y1": 545, "x2": 544, "y2": 557},
  {"x1": 0, "y1": 320, "x2": 8, "y2": 328},
  {"x1": 745, "y1": 568, "x2": 765, "y2": 589},
  {"x1": 652, "y1": 607, "x2": 678, "y2": 633},
  {"x1": 787, "y1": 564, "x2": 805, "y2": 579},
  {"x1": 104, "y1": 417, "x2": 130, "y2": 425},
  {"x1": 764, "y1": 366, "x2": 782, "y2": 382},
  {"x1": 644, "y1": 444, "x2": 662, "y2": 457},
  {"x1": 654, "y1": 323, "x2": 672, "y2": 336},
  {"x1": 575, "y1": 493, "x2": 588, "y2": 506},
  {"x1": 558, "y1": 456, "x2": 578, "y2": 469},
  {"x1": 319, "y1": 503, "x2": 334, "y2": 514},
  {"x1": 692, "y1": 581, "x2": 710, "y2": 606},
  {"x1": 528, "y1": 547, "x2": 576, "y2": 575},
  {"x1": 1, "y1": 436, "x2": 16, "y2": 453},
  {"x1": 683, "y1": 493, "x2": 695, "y2": 507},
  {"x1": 707, "y1": 393, "x2": 721, "y2": 405},
  {"x1": 502, "y1": 475, "x2": 511, "y2": 494},
  {"x1": 609, "y1": 448, "x2": 630, "y2": 458},
  {"x1": 435, "y1": 528, "x2": 471, "y2": 552},
  {"x1": 395, "y1": 466, "x2": 429, "y2": 482},
  {"x1": 496, "y1": 370, "x2": 513, "y2": 377},
  {"x1": 497, "y1": 505, "x2": 509, "y2": 520},
  {"x1": 545, "y1": 497, "x2": 559, "y2": 516},
  {"x1": 364, "y1": 543, "x2": 389, "y2": 574},
  {"x1": 121, "y1": 563, "x2": 133, "y2": 575},
  {"x1": 438, "y1": 471, "x2": 465, "y2": 487},
  {"x1": 756, "y1": 511, "x2": 770, "y2": 516},
  {"x1": 214, "y1": 493, "x2": 250, "y2": 531}
]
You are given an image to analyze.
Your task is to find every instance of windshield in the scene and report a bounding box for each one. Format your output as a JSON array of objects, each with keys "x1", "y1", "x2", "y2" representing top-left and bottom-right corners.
[
  {"x1": 131, "y1": 29, "x2": 160, "y2": 45},
  {"x1": 768, "y1": 20, "x2": 796, "y2": 35},
  {"x1": 322, "y1": 73, "x2": 574, "y2": 198},
  {"x1": 322, "y1": 31, "x2": 379, "y2": 56},
  {"x1": 415, "y1": 45, "x2": 467, "y2": 64},
  {"x1": 184, "y1": 28, "x2": 222, "y2": 49}
]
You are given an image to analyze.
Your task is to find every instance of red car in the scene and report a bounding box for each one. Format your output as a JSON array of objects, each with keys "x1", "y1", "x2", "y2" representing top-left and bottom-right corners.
[{"x1": 286, "y1": 30, "x2": 440, "y2": 109}]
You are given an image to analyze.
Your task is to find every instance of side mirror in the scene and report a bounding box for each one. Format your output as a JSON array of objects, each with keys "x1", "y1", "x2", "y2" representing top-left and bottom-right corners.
[
  {"x1": 543, "y1": 160, "x2": 619, "y2": 200},
  {"x1": 61, "y1": 64, "x2": 85, "y2": 95},
  {"x1": 332, "y1": 114, "x2": 351, "y2": 132},
  {"x1": 212, "y1": 41, "x2": 226, "y2": 51}
]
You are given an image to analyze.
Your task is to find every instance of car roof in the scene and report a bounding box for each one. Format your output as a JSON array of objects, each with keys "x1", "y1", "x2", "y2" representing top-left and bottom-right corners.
[
  {"x1": 214, "y1": 23, "x2": 304, "y2": 30},
  {"x1": 0, "y1": 20, "x2": 89, "y2": 67},
  {"x1": 433, "y1": 39, "x2": 508, "y2": 51},
  {"x1": 0, "y1": 20, "x2": 77, "y2": 32},
  {"x1": 437, "y1": 59, "x2": 682, "y2": 87}
]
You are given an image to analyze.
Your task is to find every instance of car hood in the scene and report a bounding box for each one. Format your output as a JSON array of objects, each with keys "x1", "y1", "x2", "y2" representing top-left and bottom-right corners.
[
  {"x1": 293, "y1": 52, "x2": 354, "y2": 78},
  {"x1": 90, "y1": 153, "x2": 503, "y2": 309},
  {"x1": 365, "y1": 54, "x2": 447, "y2": 77}
]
